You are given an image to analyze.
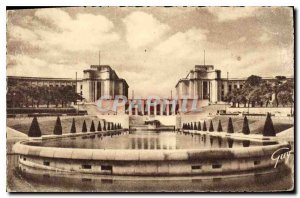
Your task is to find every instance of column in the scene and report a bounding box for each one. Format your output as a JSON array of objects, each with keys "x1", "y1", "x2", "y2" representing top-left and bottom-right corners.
[
  {"x1": 129, "y1": 100, "x2": 132, "y2": 115},
  {"x1": 141, "y1": 100, "x2": 145, "y2": 115},
  {"x1": 166, "y1": 102, "x2": 170, "y2": 116},
  {"x1": 160, "y1": 101, "x2": 164, "y2": 116},
  {"x1": 135, "y1": 105, "x2": 138, "y2": 116},
  {"x1": 94, "y1": 81, "x2": 97, "y2": 101}
]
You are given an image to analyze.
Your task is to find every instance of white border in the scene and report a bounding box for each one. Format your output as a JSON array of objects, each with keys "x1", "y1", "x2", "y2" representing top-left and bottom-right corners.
[{"x1": 1, "y1": 0, "x2": 298, "y2": 197}]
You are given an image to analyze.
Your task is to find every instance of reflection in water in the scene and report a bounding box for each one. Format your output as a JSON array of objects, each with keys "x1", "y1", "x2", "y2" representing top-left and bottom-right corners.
[
  {"x1": 32, "y1": 131, "x2": 271, "y2": 150},
  {"x1": 228, "y1": 138, "x2": 234, "y2": 148},
  {"x1": 243, "y1": 140, "x2": 250, "y2": 147},
  {"x1": 218, "y1": 137, "x2": 222, "y2": 147}
]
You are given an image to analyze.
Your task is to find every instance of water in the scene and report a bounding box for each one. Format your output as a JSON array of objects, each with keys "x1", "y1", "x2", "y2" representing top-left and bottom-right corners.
[
  {"x1": 28, "y1": 131, "x2": 275, "y2": 150},
  {"x1": 7, "y1": 131, "x2": 293, "y2": 192}
]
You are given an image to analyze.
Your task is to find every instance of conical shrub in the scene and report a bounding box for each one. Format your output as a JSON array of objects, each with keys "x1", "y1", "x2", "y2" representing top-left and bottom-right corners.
[
  {"x1": 203, "y1": 121, "x2": 207, "y2": 131},
  {"x1": 197, "y1": 122, "x2": 201, "y2": 131},
  {"x1": 28, "y1": 116, "x2": 42, "y2": 137},
  {"x1": 263, "y1": 113, "x2": 276, "y2": 136},
  {"x1": 120, "y1": 123, "x2": 122, "y2": 129},
  {"x1": 53, "y1": 116, "x2": 62, "y2": 135},
  {"x1": 194, "y1": 122, "x2": 197, "y2": 130},
  {"x1": 111, "y1": 123, "x2": 114, "y2": 130},
  {"x1": 190, "y1": 122, "x2": 193, "y2": 130},
  {"x1": 70, "y1": 118, "x2": 76, "y2": 133},
  {"x1": 182, "y1": 123, "x2": 185, "y2": 129},
  {"x1": 82, "y1": 120, "x2": 87, "y2": 132},
  {"x1": 217, "y1": 120, "x2": 223, "y2": 132},
  {"x1": 187, "y1": 123, "x2": 190, "y2": 130},
  {"x1": 108, "y1": 122, "x2": 111, "y2": 130},
  {"x1": 90, "y1": 120, "x2": 95, "y2": 132},
  {"x1": 242, "y1": 116, "x2": 250, "y2": 135},
  {"x1": 97, "y1": 121, "x2": 102, "y2": 131},
  {"x1": 103, "y1": 122, "x2": 106, "y2": 131},
  {"x1": 209, "y1": 120, "x2": 214, "y2": 132},
  {"x1": 227, "y1": 117, "x2": 234, "y2": 133}
]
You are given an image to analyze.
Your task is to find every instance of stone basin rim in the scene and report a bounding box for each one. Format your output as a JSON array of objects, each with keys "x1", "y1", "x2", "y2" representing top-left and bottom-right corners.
[{"x1": 12, "y1": 140, "x2": 290, "y2": 161}]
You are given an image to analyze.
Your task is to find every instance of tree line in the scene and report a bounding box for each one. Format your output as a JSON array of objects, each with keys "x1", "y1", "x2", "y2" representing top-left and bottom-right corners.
[
  {"x1": 7, "y1": 81, "x2": 82, "y2": 108},
  {"x1": 224, "y1": 75, "x2": 294, "y2": 108}
]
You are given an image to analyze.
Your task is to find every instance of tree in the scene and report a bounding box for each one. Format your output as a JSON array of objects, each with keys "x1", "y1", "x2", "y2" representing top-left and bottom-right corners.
[
  {"x1": 273, "y1": 76, "x2": 287, "y2": 107},
  {"x1": 187, "y1": 123, "x2": 190, "y2": 130},
  {"x1": 242, "y1": 75, "x2": 263, "y2": 108},
  {"x1": 245, "y1": 75, "x2": 263, "y2": 87},
  {"x1": 197, "y1": 122, "x2": 201, "y2": 131},
  {"x1": 70, "y1": 118, "x2": 76, "y2": 133},
  {"x1": 190, "y1": 122, "x2": 193, "y2": 130},
  {"x1": 278, "y1": 91, "x2": 293, "y2": 107},
  {"x1": 217, "y1": 120, "x2": 223, "y2": 132},
  {"x1": 263, "y1": 113, "x2": 276, "y2": 136},
  {"x1": 111, "y1": 123, "x2": 115, "y2": 130},
  {"x1": 82, "y1": 120, "x2": 87, "y2": 132},
  {"x1": 108, "y1": 122, "x2": 111, "y2": 130},
  {"x1": 242, "y1": 116, "x2": 250, "y2": 135},
  {"x1": 28, "y1": 116, "x2": 42, "y2": 137},
  {"x1": 227, "y1": 117, "x2": 234, "y2": 133},
  {"x1": 103, "y1": 122, "x2": 106, "y2": 131},
  {"x1": 202, "y1": 121, "x2": 207, "y2": 131},
  {"x1": 90, "y1": 120, "x2": 95, "y2": 132},
  {"x1": 53, "y1": 116, "x2": 62, "y2": 135},
  {"x1": 194, "y1": 122, "x2": 197, "y2": 130},
  {"x1": 209, "y1": 120, "x2": 214, "y2": 132},
  {"x1": 97, "y1": 121, "x2": 102, "y2": 131}
]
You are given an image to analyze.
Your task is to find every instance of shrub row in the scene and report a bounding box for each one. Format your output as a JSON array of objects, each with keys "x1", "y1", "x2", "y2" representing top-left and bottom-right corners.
[
  {"x1": 28, "y1": 116, "x2": 123, "y2": 137},
  {"x1": 182, "y1": 113, "x2": 276, "y2": 137}
]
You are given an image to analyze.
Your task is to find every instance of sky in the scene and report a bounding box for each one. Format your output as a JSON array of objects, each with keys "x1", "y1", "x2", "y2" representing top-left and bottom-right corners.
[{"x1": 7, "y1": 7, "x2": 294, "y2": 97}]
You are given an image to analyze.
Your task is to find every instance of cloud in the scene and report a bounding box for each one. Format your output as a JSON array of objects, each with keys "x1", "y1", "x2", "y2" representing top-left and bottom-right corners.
[
  {"x1": 9, "y1": 8, "x2": 120, "y2": 52},
  {"x1": 7, "y1": 55, "x2": 88, "y2": 78},
  {"x1": 258, "y1": 32, "x2": 271, "y2": 43},
  {"x1": 123, "y1": 11, "x2": 169, "y2": 49},
  {"x1": 8, "y1": 25, "x2": 39, "y2": 43},
  {"x1": 207, "y1": 7, "x2": 258, "y2": 22},
  {"x1": 154, "y1": 28, "x2": 208, "y2": 59},
  {"x1": 6, "y1": 7, "x2": 294, "y2": 98}
]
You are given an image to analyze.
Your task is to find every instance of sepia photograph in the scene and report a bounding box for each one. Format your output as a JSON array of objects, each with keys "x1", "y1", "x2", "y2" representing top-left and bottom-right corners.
[{"x1": 6, "y1": 6, "x2": 294, "y2": 192}]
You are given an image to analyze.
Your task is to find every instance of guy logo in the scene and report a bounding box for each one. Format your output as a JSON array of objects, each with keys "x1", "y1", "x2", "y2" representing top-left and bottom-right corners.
[{"x1": 271, "y1": 147, "x2": 291, "y2": 168}]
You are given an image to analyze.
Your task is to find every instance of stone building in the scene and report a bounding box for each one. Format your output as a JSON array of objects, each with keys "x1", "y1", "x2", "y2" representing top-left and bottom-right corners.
[
  {"x1": 7, "y1": 76, "x2": 77, "y2": 88},
  {"x1": 175, "y1": 65, "x2": 293, "y2": 104},
  {"x1": 80, "y1": 65, "x2": 129, "y2": 102},
  {"x1": 176, "y1": 65, "x2": 221, "y2": 102},
  {"x1": 7, "y1": 65, "x2": 129, "y2": 103}
]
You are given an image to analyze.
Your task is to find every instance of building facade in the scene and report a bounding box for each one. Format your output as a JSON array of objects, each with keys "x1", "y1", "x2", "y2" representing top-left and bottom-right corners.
[
  {"x1": 80, "y1": 65, "x2": 129, "y2": 102},
  {"x1": 7, "y1": 64, "x2": 293, "y2": 115},
  {"x1": 175, "y1": 65, "x2": 293, "y2": 104},
  {"x1": 7, "y1": 65, "x2": 129, "y2": 103},
  {"x1": 7, "y1": 76, "x2": 77, "y2": 88}
]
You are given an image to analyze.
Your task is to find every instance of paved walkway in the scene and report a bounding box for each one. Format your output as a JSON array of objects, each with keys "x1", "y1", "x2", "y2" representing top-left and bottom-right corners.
[{"x1": 7, "y1": 127, "x2": 28, "y2": 154}]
